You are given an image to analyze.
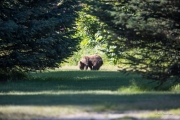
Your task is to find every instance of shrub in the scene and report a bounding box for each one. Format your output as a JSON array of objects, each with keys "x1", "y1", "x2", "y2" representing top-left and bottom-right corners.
[{"x1": 0, "y1": 68, "x2": 27, "y2": 81}]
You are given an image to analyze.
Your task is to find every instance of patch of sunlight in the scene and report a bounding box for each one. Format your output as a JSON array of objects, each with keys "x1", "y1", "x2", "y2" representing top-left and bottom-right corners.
[
  {"x1": 0, "y1": 90, "x2": 121, "y2": 95},
  {"x1": 169, "y1": 109, "x2": 180, "y2": 115},
  {"x1": 75, "y1": 76, "x2": 97, "y2": 80},
  {"x1": 142, "y1": 109, "x2": 180, "y2": 119},
  {"x1": 117, "y1": 85, "x2": 144, "y2": 93},
  {"x1": 144, "y1": 112, "x2": 162, "y2": 119},
  {"x1": 0, "y1": 105, "x2": 85, "y2": 119},
  {"x1": 171, "y1": 84, "x2": 180, "y2": 93},
  {"x1": 58, "y1": 65, "x2": 118, "y2": 71},
  {"x1": 1, "y1": 90, "x2": 177, "y2": 96}
]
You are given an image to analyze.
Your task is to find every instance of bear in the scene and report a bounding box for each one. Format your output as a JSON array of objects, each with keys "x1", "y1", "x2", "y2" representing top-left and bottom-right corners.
[{"x1": 78, "y1": 55, "x2": 103, "y2": 70}]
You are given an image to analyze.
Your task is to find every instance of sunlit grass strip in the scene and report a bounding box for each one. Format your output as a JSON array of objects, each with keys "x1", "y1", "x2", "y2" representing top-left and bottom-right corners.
[
  {"x1": 0, "y1": 90, "x2": 120, "y2": 95},
  {"x1": 0, "y1": 105, "x2": 85, "y2": 119},
  {"x1": 0, "y1": 90, "x2": 179, "y2": 95}
]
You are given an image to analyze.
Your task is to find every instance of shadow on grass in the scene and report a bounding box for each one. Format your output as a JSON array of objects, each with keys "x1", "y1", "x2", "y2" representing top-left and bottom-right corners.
[
  {"x1": 1, "y1": 93, "x2": 180, "y2": 111},
  {"x1": 0, "y1": 71, "x2": 174, "y2": 92},
  {"x1": 0, "y1": 71, "x2": 131, "y2": 92},
  {"x1": 1, "y1": 71, "x2": 180, "y2": 112}
]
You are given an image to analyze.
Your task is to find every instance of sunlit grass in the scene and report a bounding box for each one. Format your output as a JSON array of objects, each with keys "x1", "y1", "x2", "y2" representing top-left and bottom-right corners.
[
  {"x1": 169, "y1": 108, "x2": 180, "y2": 115},
  {"x1": 58, "y1": 65, "x2": 119, "y2": 71},
  {"x1": 0, "y1": 106, "x2": 85, "y2": 119},
  {"x1": 171, "y1": 83, "x2": 180, "y2": 93}
]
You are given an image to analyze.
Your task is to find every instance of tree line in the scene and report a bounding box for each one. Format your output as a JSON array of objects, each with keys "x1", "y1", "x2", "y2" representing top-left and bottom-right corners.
[
  {"x1": 1, "y1": 0, "x2": 180, "y2": 86},
  {"x1": 82, "y1": 0, "x2": 180, "y2": 86}
]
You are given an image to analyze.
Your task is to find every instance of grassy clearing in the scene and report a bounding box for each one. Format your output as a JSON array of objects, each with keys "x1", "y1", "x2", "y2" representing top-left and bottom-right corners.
[{"x1": 0, "y1": 66, "x2": 180, "y2": 119}]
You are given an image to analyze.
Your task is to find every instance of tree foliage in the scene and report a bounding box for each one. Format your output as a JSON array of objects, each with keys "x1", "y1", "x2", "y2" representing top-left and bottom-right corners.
[
  {"x1": 85, "y1": 0, "x2": 180, "y2": 85},
  {"x1": 0, "y1": 0, "x2": 81, "y2": 80},
  {"x1": 62, "y1": 2, "x2": 110, "y2": 66},
  {"x1": 75, "y1": 3, "x2": 106, "y2": 48}
]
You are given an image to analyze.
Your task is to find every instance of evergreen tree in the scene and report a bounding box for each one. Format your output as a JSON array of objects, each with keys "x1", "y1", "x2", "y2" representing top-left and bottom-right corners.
[
  {"x1": 86, "y1": 0, "x2": 180, "y2": 85},
  {"x1": 0, "y1": 0, "x2": 81, "y2": 80}
]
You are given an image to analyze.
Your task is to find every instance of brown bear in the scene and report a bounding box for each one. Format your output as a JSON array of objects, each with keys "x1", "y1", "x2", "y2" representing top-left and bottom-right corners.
[{"x1": 78, "y1": 55, "x2": 103, "y2": 70}]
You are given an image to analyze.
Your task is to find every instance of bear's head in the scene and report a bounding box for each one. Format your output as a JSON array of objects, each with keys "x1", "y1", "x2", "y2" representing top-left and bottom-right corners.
[{"x1": 78, "y1": 61, "x2": 85, "y2": 70}]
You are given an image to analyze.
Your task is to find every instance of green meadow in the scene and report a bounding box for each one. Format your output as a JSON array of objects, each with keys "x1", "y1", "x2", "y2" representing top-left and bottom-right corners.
[{"x1": 0, "y1": 66, "x2": 180, "y2": 120}]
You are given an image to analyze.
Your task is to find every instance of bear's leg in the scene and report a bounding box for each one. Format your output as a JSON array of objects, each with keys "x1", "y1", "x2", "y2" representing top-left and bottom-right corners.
[
  {"x1": 92, "y1": 65, "x2": 98, "y2": 70},
  {"x1": 84, "y1": 65, "x2": 88, "y2": 70},
  {"x1": 89, "y1": 65, "x2": 92, "y2": 70}
]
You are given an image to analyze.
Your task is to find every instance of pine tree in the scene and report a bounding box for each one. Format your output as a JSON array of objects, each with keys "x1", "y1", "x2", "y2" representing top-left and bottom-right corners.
[
  {"x1": 86, "y1": 0, "x2": 180, "y2": 85},
  {"x1": 0, "y1": 0, "x2": 81, "y2": 80}
]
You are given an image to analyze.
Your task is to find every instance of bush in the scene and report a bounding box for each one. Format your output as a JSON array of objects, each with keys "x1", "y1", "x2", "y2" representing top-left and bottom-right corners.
[{"x1": 0, "y1": 68, "x2": 27, "y2": 81}]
